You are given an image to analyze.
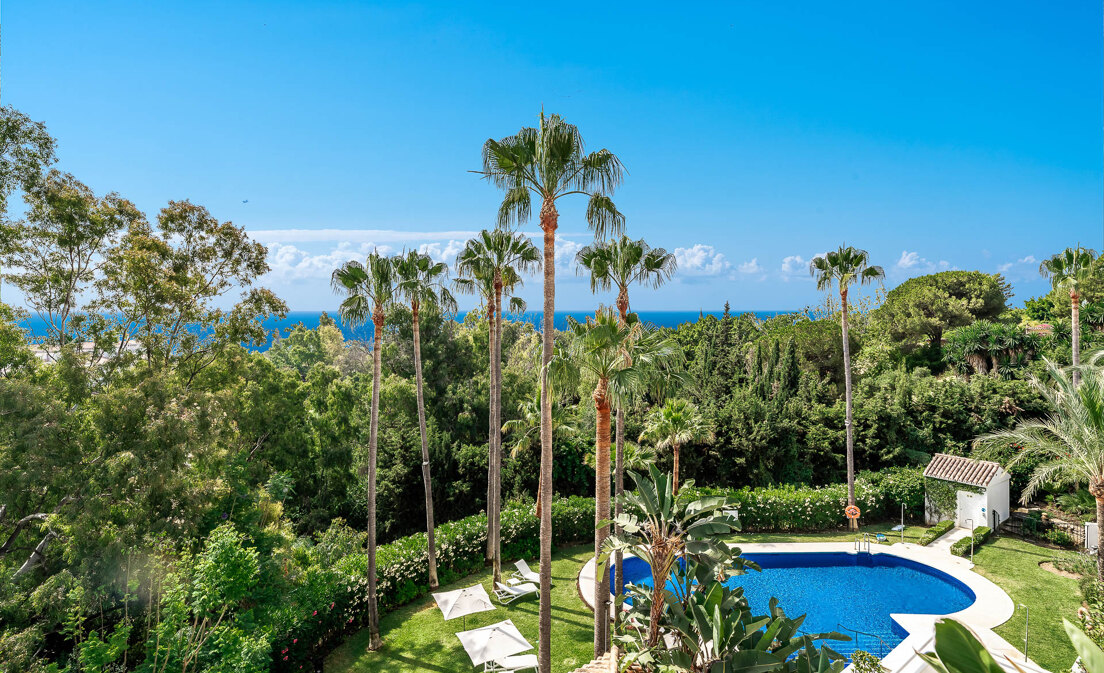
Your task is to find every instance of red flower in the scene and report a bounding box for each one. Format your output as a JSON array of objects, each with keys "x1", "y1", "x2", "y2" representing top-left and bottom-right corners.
[
  {"x1": 282, "y1": 648, "x2": 288, "y2": 654},
  {"x1": 293, "y1": 638, "x2": 298, "y2": 644},
  {"x1": 312, "y1": 610, "x2": 318, "y2": 616},
  {"x1": 330, "y1": 602, "x2": 335, "y2": 609},
  {"x1": 283, "y1": 656, "x2": 289, "y2": 661}
]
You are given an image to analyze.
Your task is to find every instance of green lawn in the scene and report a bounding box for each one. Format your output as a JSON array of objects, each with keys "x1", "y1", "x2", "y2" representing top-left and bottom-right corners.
[
  {"x1": 325, "y1": 528, "x2": 1083, "y2": 673},
  {"x1": 325, "y1": 546, "x2": 596, "y2": 673},
  {"x1": 969, "y1": 536, "x2": 1082, "y2": 673}
]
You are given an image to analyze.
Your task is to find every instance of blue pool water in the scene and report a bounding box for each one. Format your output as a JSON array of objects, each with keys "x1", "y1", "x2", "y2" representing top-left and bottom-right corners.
[{"x1": 612, "y1": 552, "x2": 975, "y2": 658}]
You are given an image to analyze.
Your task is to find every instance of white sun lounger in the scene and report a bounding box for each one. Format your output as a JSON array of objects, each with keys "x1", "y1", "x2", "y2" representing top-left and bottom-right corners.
[
  {"x1": 484, "y1": 653, "x2": 538, "y2": 672},
  {"x1": 511, "y1": 559, "x2": 541, "y2": 584},
  {"x1": 493, "y1": 581, "x2": 538, "y2": 604}
]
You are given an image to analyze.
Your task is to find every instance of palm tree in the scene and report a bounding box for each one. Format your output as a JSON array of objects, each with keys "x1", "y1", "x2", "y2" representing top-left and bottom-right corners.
[
  {"x1": 976, "y1": 356, "x2": 1104, "y2": 581},
  {"x1": 575, "y1": 235, "x2": 676, "y2": 608},
  {"x1": 477, "y1": 111, "x2": 624, "y2": 672},
  {"x1": 551, "y1": 309, "x2": 677, "y2": 656},
  {"x1": 455, "y1": 229, "x2": 540, "y2": 585},
  {"x1": 639, "y1": 398, "x2": 713, "y2": 495},
  {"x1": 809, "y1": 246, "x2": 884, "y2": 530},
  {"x1": 331, "y1": 251, "x2": 394, "y2": 650},
  {"x1": 394, "y1": 250, "x2": 457, "y2": 591},
  {"x1": 1040, "y1": 246, "x2": 1098, "y2": 386},
  {"x1": 502, "y1": 390, "x2": 578, "y2": 517},
  {"x1": 601, "y1": 465, "x2": 743, "y2": 650}
]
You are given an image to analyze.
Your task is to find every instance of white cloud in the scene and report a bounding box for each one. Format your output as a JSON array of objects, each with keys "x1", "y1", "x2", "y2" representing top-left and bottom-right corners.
[
  {"x1": 674, "y1": 244, "x2": 732, "y2": 277},
  {"x1": 738, "y1": 258, "x2": 763, "y2": 275},
  {"x1": 998, "y1": 255, "x2": 1037, "y2": 275},
  {"x1": 418, "y1": 239, "x2": 465, "y2": 266},
  {"x1": 780, "y1": 254, "x2": 809, "y2": 279},
  {"x1": 264, "y1": 242, "x2": 393, "y2": 282},
  {"x1": 555, "y1": 236, "x2": 583, "y2": 272},
  {"x1": 249, "y1": 228, "x2": 479, "y2": 244},
  {"x1": 894, "y1": 250, "x2": 950, "y2": 274}
]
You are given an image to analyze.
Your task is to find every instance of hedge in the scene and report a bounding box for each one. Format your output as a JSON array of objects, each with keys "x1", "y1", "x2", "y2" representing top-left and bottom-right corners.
[
  {"x1": 270, "y1": 470, "x2": 924, "y2": 670},
  {"x1": 920, "y1": 519, "x2": 955, "y2": 546},
  {"x1": 950, "y1": 525, "x2": 991, "y2": 557}
]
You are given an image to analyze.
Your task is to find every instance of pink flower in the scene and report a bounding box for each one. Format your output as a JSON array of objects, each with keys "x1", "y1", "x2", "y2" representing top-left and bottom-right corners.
[
  {"x1": 293, "y1": 639, "x2": 298, "y2": 644},
  {"x1": 282, "y1": 648, "x2": 288, "y2": 654},
  {"x1": 312, "y1": 610, "x2": 317, "y2": 616},
  {"x1": 283, "y1": 656, "x2": 289, "y2": 661},
  {"x1": 330, "y1": 602, "x2": 335, "y2": 609}
]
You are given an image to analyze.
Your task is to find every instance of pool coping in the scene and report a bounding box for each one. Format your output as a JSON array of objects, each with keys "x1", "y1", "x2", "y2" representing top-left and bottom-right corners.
[{"x1": 577, "y1": 541, "x2": 1046, "y2": 673}]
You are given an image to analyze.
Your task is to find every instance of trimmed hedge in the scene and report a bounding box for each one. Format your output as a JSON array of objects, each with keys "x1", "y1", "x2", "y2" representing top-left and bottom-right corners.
[
  {"x1": 920, "y1": 519, "x2": 956, "y2": 546},
  {"x1": 950, "y1": 525, "x2": 991, "y2": 557}
]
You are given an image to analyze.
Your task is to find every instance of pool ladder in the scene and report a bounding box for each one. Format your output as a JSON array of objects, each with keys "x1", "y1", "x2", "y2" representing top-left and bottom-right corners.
[
  {"x1": 838, "y1": 622, "x2": 891, "y2": 658},
  {"x1": 854, "y1": 532, "x2": 872, "y2": 553}
]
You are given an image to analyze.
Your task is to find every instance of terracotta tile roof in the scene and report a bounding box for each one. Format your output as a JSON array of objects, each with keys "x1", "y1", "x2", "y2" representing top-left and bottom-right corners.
[{"x1": 923, "y1": 453, "x2": 1004, "y2": 488}]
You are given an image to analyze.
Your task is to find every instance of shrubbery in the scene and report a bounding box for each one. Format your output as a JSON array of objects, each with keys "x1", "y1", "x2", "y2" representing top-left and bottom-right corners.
[
  {"x1": 920, "y1": 519, "x2": 956, "y2": 546},
  {"x1": 686, "y1": 468, "x2": 923, "y2": 532},
  {"x1": 950, "y1": 525, "x2": 991, "y2": 556}
]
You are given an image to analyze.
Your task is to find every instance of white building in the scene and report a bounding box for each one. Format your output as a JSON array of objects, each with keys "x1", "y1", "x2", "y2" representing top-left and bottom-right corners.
[{"x1": 923, "y1": 453, "x2": 1011, "y2": 530}]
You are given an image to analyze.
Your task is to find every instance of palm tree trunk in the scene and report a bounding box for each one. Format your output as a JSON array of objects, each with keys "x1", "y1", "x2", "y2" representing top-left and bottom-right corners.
[
  {"x1": 672, "y1": 442, "x2": 681, "y2": 495},
  {"x1": 614, "y1": 293, "x2": 629, "y2": 629},
  {"x1": 487, "y1": 302, "x2": 496, "y2": 560},
  {"x1": 537, "y1": 197, "x2": 557, "y2": 673},
  {"x1": 1072, "y1": 290, "x2": 1081, "y2": 388},
  {"x1": 413, "y1": 303, "x2": 440, "y2": 589},
  {"x1": 1092, "y1": 480, "x2": 1104, "y2": 582},
  {"x1": 365, "y1": 312, "x2": 384, "y2": 650},
  {"x1": 593, "y1": 386, "x2": 612, "y2": 656},
  {"x1": 841, "y1": 289, "x2": 857, "y2": 531},
  {"x1": 493, "y1": 280, "x2": 505, "y2": 585}
]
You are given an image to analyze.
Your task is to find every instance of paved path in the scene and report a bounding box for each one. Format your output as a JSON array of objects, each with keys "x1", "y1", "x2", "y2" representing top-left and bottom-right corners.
[{"x1": 928, "y1": 526, "x2": 971, "y2": 553}]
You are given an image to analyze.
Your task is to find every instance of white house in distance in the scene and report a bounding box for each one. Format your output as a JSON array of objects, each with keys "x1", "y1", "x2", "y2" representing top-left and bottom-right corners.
[{"x1": 923, "y1": 453, "x2": 1011, "y2": 530}]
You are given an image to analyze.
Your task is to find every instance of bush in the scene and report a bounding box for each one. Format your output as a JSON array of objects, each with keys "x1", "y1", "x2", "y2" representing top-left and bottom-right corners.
[
  {"x1": 920, "y1": 520, "x2": 956, "y2": 546},
  {"x1": 860, "y1": 467, "x2": 925, "y2": 519},
  {"x1": 950, "y1": 525, "x2": 991, "y2": 557},
  {"x1": 1043, "y1": 528, "x2": 1076, "y2": 548},
  {"x1": 852, "y1": 650, "x2": 886, "y2": 673}
]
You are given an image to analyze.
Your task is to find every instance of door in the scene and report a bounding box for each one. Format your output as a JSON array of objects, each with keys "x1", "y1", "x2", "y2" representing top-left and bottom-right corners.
[{"x1": 956, "y1": 489, "x2": 984, "y2": 529}]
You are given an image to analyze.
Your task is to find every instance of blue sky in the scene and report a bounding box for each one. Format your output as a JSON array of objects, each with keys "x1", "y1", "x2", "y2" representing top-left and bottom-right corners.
[{"x1": 3, "y1": 2, "x2": 1102, "y2": 311}]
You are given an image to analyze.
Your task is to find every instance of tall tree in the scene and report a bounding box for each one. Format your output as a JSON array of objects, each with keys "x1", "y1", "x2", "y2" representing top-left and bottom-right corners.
[
  {"x1": 809, "y1": 245, "x2": 884, "y2": 529},
  {"x1": 455, "y1": 229, "x2": 539, "y2": 584},
  {"x1": 575, "y1": 234, "x2": 675, "y2": 622},
  {"x1": 394, "y1": 250, "x2": 457, "y2": 590},
  {"x1": 0, "y1": 105, "x2": 57, "y2": 301},
  {"x1": 639, "y1": 398, "x2": 713, "y2": 495},
  {"x1": 331, "y1": 251, "x2": 395, "y2": 650},
  {"x1": 551, "y1": 309, "x2": 677, "y2": 655},
  {"x1": 976, "y1": 356, "x2": 1104, "y2": 581},
  {"x1": 478, "y1": 111, "x2": 624, "y2": 672},
  {"x1": 1040, "y1": 246, "x2": 1098, "y2": 387}
]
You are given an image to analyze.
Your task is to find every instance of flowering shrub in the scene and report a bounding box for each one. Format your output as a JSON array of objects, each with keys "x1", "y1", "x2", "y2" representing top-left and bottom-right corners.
[{"x1": 684, "y1": 474, "x2": 910, "y2": 532}]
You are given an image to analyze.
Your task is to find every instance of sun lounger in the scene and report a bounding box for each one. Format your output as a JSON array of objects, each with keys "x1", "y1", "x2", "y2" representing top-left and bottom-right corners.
[
  {"x1": 484, "y1": 653, "x2": 538, "y2": 672},
  {"x1": 493, "y1": 581, "x2": 538, "y2": 604},
  {"x1": 511, "y1": 559, "x2": 541, "y2": 584}
]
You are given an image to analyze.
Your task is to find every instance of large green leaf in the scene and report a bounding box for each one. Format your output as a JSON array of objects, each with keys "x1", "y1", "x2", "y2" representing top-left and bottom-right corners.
[{"x1": 1065, "y1": 619, "x2": 1104, "y2": 673}]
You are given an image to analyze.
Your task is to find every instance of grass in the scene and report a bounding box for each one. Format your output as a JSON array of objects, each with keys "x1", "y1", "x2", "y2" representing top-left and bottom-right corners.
[
  {"x1": 325, "y1": 526, "x2": 1083, "y2": 673},
  {"x1": 969, "y1": 536, "x2": 1082, "y2": 673},
  {"x1": 325, "y1": 545, "x2": 596, "y2": 673}
]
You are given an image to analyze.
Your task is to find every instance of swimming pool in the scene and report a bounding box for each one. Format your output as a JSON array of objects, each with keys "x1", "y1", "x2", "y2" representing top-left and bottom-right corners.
[{"x1": 612, "y1": 551, "x2": 976, "y2": 658}]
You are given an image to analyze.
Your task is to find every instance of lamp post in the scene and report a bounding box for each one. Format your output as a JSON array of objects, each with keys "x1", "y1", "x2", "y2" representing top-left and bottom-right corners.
[{"x1": 1019, "y1": 603, "x2": 1029, "y2": 660}]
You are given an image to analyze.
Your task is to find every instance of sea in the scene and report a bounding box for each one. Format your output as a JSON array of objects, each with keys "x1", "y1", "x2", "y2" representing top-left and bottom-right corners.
[{"x1": 15, "y1": 309, "x2": 793, "y2": 350}]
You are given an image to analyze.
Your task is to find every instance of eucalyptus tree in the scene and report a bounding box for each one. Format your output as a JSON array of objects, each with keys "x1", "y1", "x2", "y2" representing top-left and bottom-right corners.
[
  {"x1": 1040, "y1": 246, "x2": 1098, "y2": 386},
  {"x1": 575, "y1": 235, "x2": 676, "y2": 605},
  {"x1": 639, "y1": 398, "x2": 713, "y2": 495},
  {"x1": 454, "y1": 229, "x2": 540, "y2": 584},
  {"x1": 976, "y1": 356, "x2": 1104, "y2": 581},
  {"x1": 551, "y1": 309, "x2": 678, "y2": 655},
  {"x1": 394, "y1": 250, "x2": 457, "y2": 590},
  {"x1": 331, "y1": 250, "x2": 395, "y2": 650},
  {"x1": 809, "y1": 246, "x2": 884, "y2": 529},
  {"x1": 477, "y1": 111, "x2": 624, "y2": 671},
  {"x1": 0, "y1": 105, "x2": 57, "y2": 301}
]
